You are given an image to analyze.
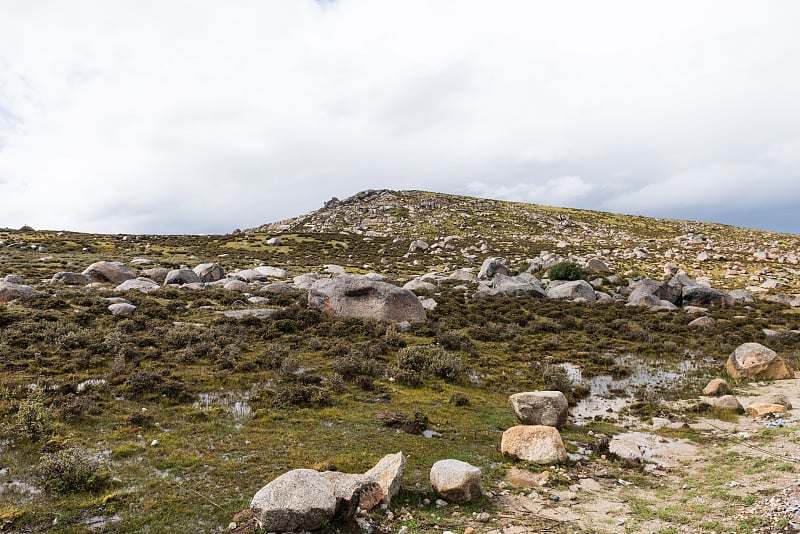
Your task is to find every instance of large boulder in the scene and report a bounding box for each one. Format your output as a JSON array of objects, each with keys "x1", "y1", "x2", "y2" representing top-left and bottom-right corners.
[
  {"x1": 140, "y1": 267, "x2": 170, "y2": 283},
  {"x1": 546, "y1": 280, "x2": 597, "y2": 302},
  {"x1": 82, "y1": 261, "x2": 136, "y2": 284},
  {"x1": 193, "y1": 263, "x2": 225, "y2": 283},
  {"x1": 501, "y1": 425, "x2": 567, "y2": 465},
  {"x1": 474, "y1": 274, "x2": 547, "y2": 298},
  {"x1": 711, "y1": 395, "x2": 744, "y2": 414},
  {"x1": 164, "y1": 269, "x2": 200, "y2": 286},
  {"x1": 308, "y1": 276, "x2": 426, "y2": 323},
  {"x1": 364, "y1": 452, "x2": 406, "y2": 505},
  {"x1": 52, "y1": 272, "x2": 91, "y2": 285},
  {"x1": 682, "y1": 286, "x2": 733, "y2": 308},
  {"x1": 403, "y1": 279, "x2": 438, "y2": 293},
  {"x1": 478, "y1": 257, "x2": 511, "y2": 281},
  {"x1": 429, "y1": 459, "x2": 482, "y2": 503},
  {"x1": 509, "y1": 391, "x2": 569, "y2": 428},
  {"x1": 250, "y1": 469, "x2": 337, "y2": 532},
  {"x1": 628, "y1": 278, "x2": 680, "y2": 306},
  {"x1": 0, "y1": 281, "x2": 35, "y2": 302},
  {"x1": 726, "y1": 343, "x2": 794, "y2": 380}
]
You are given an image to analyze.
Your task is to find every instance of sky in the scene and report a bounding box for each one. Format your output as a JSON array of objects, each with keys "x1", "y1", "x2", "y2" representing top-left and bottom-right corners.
[{"x1": 1, "y1": 1, "x2": 799, "y2": 235}]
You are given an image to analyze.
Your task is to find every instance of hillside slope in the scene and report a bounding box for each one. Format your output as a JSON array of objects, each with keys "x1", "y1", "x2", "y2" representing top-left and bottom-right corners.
[{"x1": 251, "y1": 189, "x2": 799, "y2": 297}]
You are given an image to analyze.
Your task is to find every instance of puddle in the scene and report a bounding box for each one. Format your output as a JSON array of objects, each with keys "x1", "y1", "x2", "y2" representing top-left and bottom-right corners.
[
  {"x1": 564, "y1": 353, "x2": 718, "y2": 425},
  {"x1": 0, "y1": 480, "x2": 42, "y2": 497},
  {"x1": 82, "y1": 514, "x2": 122, "y2": 530}
]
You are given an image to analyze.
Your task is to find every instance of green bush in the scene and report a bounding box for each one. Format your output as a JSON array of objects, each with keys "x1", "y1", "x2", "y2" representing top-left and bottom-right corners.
[
  {"x1": 392, "y1": 345, "x2": 463, "y2": 385},
  {"x1": 36, "y1": 447, "x2": 111, "y2": 493},
  {"x1": 548, "y1": 261, "x2": 584, "y2": 281},
  {"x1": 13, "y1": 388, "x2": 53, "y2": 442}
]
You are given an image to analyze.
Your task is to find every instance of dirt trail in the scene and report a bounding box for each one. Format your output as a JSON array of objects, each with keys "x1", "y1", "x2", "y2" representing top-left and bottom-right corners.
[{"x1": 483, "y1": 378, "x2": 800, "y2": 533}]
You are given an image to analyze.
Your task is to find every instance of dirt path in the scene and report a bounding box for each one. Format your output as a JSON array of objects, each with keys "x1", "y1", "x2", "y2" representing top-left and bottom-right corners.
[{"x1": 481, "y1": 379, "x2": 800, "y2": 533}]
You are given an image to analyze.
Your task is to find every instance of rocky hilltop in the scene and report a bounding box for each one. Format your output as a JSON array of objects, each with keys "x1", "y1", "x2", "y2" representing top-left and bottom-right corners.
[{"x1": 252, "y1": 189, "x2": 799, "y2": 302}]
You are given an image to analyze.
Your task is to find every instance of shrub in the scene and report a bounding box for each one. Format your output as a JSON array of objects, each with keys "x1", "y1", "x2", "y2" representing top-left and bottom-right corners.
[
  {"x1": 392, "y1": 345, "x2": 463, "y2": 385},
  {"x1": 13, "y1": 388, "x2": 53, "y2": 442},
  {"x1": 332, "y1": 352, "x2": 383, "y2": 380},
  {"x1": 450, "y1": 392, "x2": 470, "y2": 406},
  {"x1": 436, "y1": 330, "x2": 474, "y2": 352},
  {"x1": 548, "y1": 261, "x2": 584, "y2": 281},
  {"x1": 542, "y1": 364, "x2": 572, "y2": 394},
  {"x1": 36, "y1": 447, "x2": 111, "y2": 493}
]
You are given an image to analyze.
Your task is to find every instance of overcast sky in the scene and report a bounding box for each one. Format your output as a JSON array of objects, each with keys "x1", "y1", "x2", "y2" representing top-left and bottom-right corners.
[{"x1": 1, "y1": 1, "x2": 799, "y2": 235}]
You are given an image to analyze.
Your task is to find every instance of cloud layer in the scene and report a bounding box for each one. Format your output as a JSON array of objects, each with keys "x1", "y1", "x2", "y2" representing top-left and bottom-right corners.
[{"x1": 1, "y1": 1, "x2": 799, "y2": 234}]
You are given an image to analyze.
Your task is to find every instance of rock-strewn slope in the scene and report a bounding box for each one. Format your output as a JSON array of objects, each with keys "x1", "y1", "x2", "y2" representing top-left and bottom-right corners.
[{"x1": 249, "y1": 189, "x2": 799, "y2": 300}]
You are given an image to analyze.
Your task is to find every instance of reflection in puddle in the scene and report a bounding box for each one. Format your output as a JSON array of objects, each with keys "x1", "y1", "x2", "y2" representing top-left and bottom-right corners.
[
  {"x1": 564, "y1": 353, "x2": 717, "y2": 425},
  {"x1": 193, "y1": 383, "x2": 274, "y2": 421}
]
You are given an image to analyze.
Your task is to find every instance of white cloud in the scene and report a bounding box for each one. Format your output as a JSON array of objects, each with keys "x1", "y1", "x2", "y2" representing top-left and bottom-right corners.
[
  {"x1": 0, "y1": 1, "x2": 799, "y2": 233},
  {"x1": 466, "y1": 176, "x2": 594, "y2": 207}
]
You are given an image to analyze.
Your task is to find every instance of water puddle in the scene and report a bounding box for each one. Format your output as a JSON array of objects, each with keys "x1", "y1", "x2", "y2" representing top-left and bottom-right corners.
[
  {"x1": 82, "y1": 514, "x2": 122, "y2": 530},
  {"x1": 565, "y1": 353, "x2": 718, "y2": 425}
]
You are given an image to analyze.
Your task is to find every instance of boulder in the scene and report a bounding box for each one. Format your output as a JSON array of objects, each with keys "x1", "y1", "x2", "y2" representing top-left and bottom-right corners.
[
  {"x1": 52, "y1": 272, "x2": 91, "y2": 285},
  {"x1": 711, "y1": 395, "x2": 744, "y2": 414},
  {"x1": 115, "y1": 278, "x2": 160, "y2": 293},
  {"x1": 702, "y1": 378, "x2": 731, "y2": 396},
  {"x1": 140, "y1": 267, "x2": 170, "y2": 283},
  {"x1": 82, "y1": 261, "x2": 136, "y2": 284},
  {"x1": 429, "y1": 459, "x2": 482, "y2": 503},
  {"x1": 682, "y1": 286, "x2": 733, "y2": 308},
  {"x1": 308, "y1": 276, "x2": 426, "y2": 323},
  {"x1": 266, "y1": 237, "x2": 282, "y2": 246},
  {"x1": 751, "y1": 394, "x2": 792, "y2": 410},
  {"x1": 746, "y1": 404, "x2": 788, "y2": 418},
  {"x1": 546, "y1": 280, "x2": 597, "y2": 302},
  {"x1": 729, "y1": 289, "x2": 755, "y2": 305},
  {"x1": 478, "y1": 274, "x2": 547, "y2": 298},
  {"x1": 478, "y1": 257, "x2": 511, "y2": 281},
  {"x1": 293, "y1": 273, "x2": 319, "y2": 290},
  {"x1": 321, "y1": 472, "x2": 384, "y2": 521},
  {"x1": 447, "y1": 269, "x2": 477, "y2": 283},
  {"x1": 254, "y1": 266, "x2": 288, "y2": 279},
  {"x1": 108, "y1": 303, "x2": 136, "y2": 316},
  {"x1": 0, "y1": 281, "x2": 35, "y2": 302},
  {"x1": 409, "y1": 240, "x2": 429, "y2": 253},
  {"x1": 501, "y1": 425, "x2": 567, "y2": 465},
  {"x1": 403, "y1": 279, "x2": 438, "y2": 293},
  {"x1": 193, "y1": 263, "x2": 225, "y2": 283},
  {"x1": 726, "y1": 343, "x2": 794, "y2": 381},
  {"x1": 364, "y1": 452, "x2": 406, "y2": 505},
  {"x1": 2, "y1": 274, "x2": 25, "y2": 284},
  {"x1": 250, "y1": 469, "x2": 336, "y2": 532},
  {"x1": 628, "y1": 278, "x2": 680, "y2": 306},
  {"x1": 260, "y1": 282, "x2": 298, "y2": 294},
  {"x1": 223, "y1": 280, "x2": 249, "y2": 292},
  {"x1": 688, "y1": 316, "x2": 716, "y2": 328},
  {"x1": 509, "y1": 391, "x2": 569, "y2": 428},
  {"x1": 585, "y1": 258, "x2": 612, "y2": 273},
  {"x1": 164, "y1": 269, "x2": 201, "y2": 286}
]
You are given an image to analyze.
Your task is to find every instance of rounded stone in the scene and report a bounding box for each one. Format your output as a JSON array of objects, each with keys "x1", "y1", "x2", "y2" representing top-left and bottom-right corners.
[{"x1": 429, "y1": 459, "x2": 482, "y2": 503}]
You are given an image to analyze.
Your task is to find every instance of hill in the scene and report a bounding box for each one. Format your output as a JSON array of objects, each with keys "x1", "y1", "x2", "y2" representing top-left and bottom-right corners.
[{"x1": 0, "y1": 190, "x2": 798, "y2": 533}]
